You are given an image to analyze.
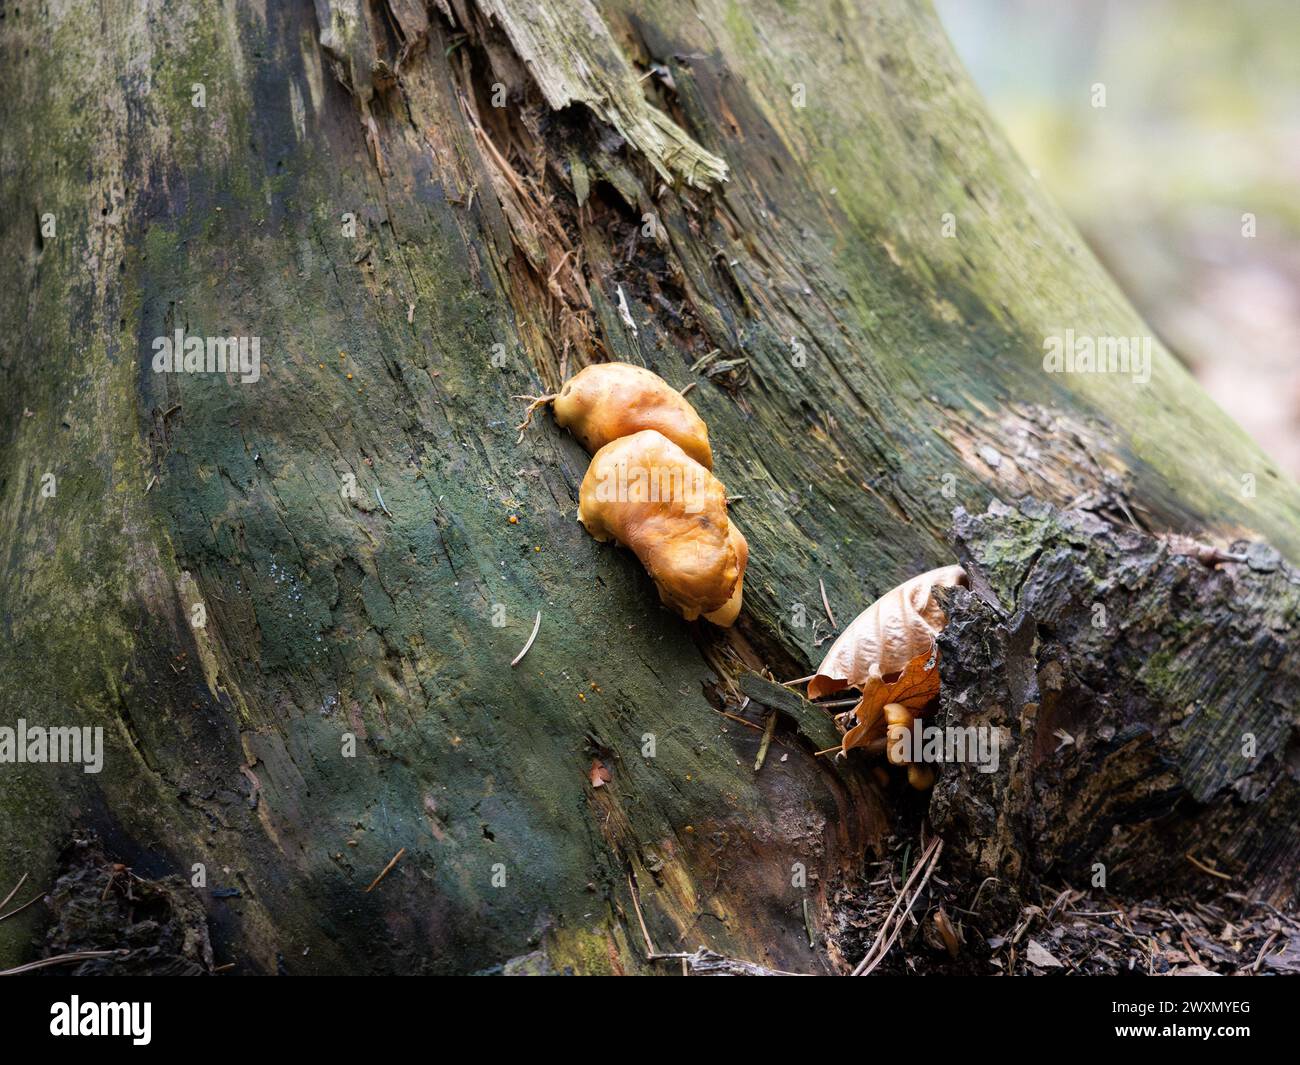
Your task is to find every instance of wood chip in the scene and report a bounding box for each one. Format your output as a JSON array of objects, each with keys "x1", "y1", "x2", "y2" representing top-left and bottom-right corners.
[{"x1": 1025, "y1": 939, "x2": 1063, "y2": 968}]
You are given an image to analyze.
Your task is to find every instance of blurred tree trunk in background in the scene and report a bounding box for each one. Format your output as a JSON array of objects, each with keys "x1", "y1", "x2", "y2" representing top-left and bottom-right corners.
[{"x1": 1, "y1": 0, "x2": 1297, "y2": 973}]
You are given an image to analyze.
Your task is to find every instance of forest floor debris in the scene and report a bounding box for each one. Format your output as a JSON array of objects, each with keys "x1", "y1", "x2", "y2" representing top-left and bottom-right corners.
[
  {"x1": 32, "y1": 835, "x2": 214, "y2": 976},
  {"x1": 828, "y1": 833, "x2": 1300, "y2": 975}
]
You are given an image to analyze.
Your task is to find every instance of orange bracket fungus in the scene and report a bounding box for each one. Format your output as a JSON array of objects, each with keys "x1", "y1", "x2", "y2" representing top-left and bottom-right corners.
[
  {"x1": 517, "y1": 363, "x2": 745, "y2": 625},
  {"x1": 809, "y1": 565, "x2": 967, "y2": 786},
  {"x1": 516, "y1": 362, "x2": 713, "y2": 468},
  {"x1": 578, "y1": 431, "x2": 746, "y2": 625}
]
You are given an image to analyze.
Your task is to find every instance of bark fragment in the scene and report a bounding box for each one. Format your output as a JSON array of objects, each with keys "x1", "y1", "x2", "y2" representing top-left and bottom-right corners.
[
  {"x1": 454, "y1": 0, "x2": 728, "y2": 188},
  {"x1": 930, "y1": 500, "x2": 1300, "y2": 906}
]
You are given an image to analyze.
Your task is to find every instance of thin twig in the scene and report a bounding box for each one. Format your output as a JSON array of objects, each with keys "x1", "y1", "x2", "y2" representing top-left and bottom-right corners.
[
  {"x1": 547, "y1": 251, "x2": 572, "y2": 284},
  {"x1": 690, "y1": 349, "x2": 722, "y2": 372},
  {"x1": 969, "y1": 876, "x2": 1000, "y2": 913},
  {"x1": 1252, "y1": 932, "x2": 1279, "y2": 973},
  {"x1": 782, "y1": 674, "x2": 815, "y2": 687},
  {"x1": 1186, "y1": 853, "x2": 1233, "y2": 881},
  {"x1": 0, "y1": 893, "x2": 43, "y2": 923},
  {"x1": 853, "y1": 836, "x2": 944, "y2": 975},
  {"x1": 364, "y1": 847, "x2": 406, "y2": 893},
  {"x1": 626, "y1": 871, "x2": 657, "y2": 957},
  {"x1": 510, "y1": 611, "x2": 542, "y2": 667},
  {"x1": 855, "y1": 839, "x2": 942, "y2": 976},
  {"x1": 819, "y1": 579, "x2": 836, "y2": 629},
  {"x1": 815, "y1": 735, "x2": 885, "y2": 757},
  {"x1": 0, "y1": 950, "x2": 126, "y2": 976},
  {"x1": 713, "y1": 708, "x2": 763, "y2": 731},
  {"x1": 0, "y1": 873, "x2": 27, "y2": 913},
  {"x1": 615, "y1": 284, "x2": 638, "y2": 337},
  {"x1": 754, "y1": 712, "x2": 777, "y2": 772}
]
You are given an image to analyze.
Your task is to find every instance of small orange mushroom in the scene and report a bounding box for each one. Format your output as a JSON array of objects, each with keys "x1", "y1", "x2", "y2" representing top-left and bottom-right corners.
[
  {"x1": 907, "y1": 764, "x2": 936, "y2": 791},
  {"x1": 578, "y1": 430, "x2": 745, "y2": 624},
  {"x1": 517, "y1": 362, "x2": 712, "y2": 469},
  {"x1": 883, "y1": 702, "x2": 913, "y2": 766},
  {"x1": 703, "y1": 523, "x2": 748, "y2": 626}
]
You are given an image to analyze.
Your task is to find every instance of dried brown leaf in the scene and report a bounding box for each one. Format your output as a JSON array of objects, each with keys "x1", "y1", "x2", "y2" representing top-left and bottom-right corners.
[
  {"x1": 808, "y1": 565, "x2": 966, "y2": 700},
  {"x1": 840, "y1": 648, "x2": 941, "y2": 752},
  {"x1": 934, "y1": 907, "x2": 961, "y2": 958},
  {"x1": 590, "y1": 759, "x2": 612, "y2": 788}
]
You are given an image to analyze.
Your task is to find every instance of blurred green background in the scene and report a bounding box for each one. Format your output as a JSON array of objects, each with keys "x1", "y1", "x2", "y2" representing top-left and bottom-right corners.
[{"x1": 936, "y1": 0, "x2": 1300, "y2": 476}]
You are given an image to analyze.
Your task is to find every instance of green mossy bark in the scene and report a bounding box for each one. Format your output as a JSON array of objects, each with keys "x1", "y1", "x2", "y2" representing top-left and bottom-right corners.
[{"x1": 1, "y1": 0, "x2": 1296, "y2": 973}]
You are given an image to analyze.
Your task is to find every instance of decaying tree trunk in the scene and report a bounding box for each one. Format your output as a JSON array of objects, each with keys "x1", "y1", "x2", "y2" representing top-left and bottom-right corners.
[
  {"x1": 934, "y1": 503, "x2": 1300, "y2": 910},
  {"x1": 1, "y1": 0, "x2": 1297, "y2": 973}
]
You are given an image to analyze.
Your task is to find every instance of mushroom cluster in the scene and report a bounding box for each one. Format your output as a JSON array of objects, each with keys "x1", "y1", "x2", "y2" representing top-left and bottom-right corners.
[{"x1": 519, "y1": 363, "x2": 748, "y2": 626}]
